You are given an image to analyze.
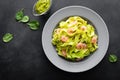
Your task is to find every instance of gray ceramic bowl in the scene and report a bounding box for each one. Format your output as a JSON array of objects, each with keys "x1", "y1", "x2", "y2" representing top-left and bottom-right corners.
[
  {"x1": 33, "y1": 0, "x2": 52, "y2": 16},
  {"x1": 42, "y1": 6, "x2": 109, "y2": 73}
]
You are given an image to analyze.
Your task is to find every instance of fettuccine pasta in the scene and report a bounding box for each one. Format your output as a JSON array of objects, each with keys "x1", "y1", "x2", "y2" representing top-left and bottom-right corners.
[{"x1": 52, "y1": 16, "x2": 98, "y2": 61}]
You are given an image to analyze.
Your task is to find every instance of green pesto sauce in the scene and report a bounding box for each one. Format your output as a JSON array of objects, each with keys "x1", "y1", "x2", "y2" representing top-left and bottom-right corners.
[{"x1": 35, "y1": 0, "x2": 51, "y2": 14}]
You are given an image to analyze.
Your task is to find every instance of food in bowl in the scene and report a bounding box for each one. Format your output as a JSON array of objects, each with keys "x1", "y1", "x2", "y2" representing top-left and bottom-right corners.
[
  {"x1": 34, "y1": 0, "x2": 51, "y2": 15},
  {"x1": 52, "y1": 16, "x2": 98, "y2": 61}
]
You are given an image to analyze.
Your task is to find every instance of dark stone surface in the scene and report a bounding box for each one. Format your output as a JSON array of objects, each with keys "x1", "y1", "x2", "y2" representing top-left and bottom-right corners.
[{"x1": 0, "y1": 0, "x2": 120, "y2": 80}]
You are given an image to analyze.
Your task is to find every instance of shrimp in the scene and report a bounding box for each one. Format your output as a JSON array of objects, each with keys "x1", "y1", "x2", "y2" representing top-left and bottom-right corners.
[
  {"x1": 76, "y1": 42, "x2": 87, "y2": 49},
  {"x1": 61, "y1": 36, "x2": 68, "y2": 42},
  {"x1": 80, "y1": 26, "x2": 87, "y2": 31},
  {"x1": 61, "y1": 49, "x2": 67, "y2": 57},
  {"x1": 67, "y1": 28, "x2": 75, "y2": 34},
  {"x1": 91, "y1": 36, "x2": 97, "y2": 44}
]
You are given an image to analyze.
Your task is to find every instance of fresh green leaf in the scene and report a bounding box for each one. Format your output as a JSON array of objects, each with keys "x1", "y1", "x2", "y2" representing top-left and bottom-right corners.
[
  {"x1": 20, "y1": 16, "x2": 29, "y2": 23},
  {"x1": 3, "y1": 33, "x2": 13, "y2": 43},
  {"x1": 27, "y1": 20, "x2": 40, "y2": 30},
  {"x1": 109, "y1": 54, "x2": 118, "y2": 63},
  {"x1": 15, "y1": 9, "x2": 24, "y2": 21}
]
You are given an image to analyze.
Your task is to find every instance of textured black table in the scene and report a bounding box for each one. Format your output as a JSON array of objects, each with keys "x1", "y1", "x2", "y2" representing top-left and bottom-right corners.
[{"x1": 0, "y1": 0, "x2": 120, "y2": 80}]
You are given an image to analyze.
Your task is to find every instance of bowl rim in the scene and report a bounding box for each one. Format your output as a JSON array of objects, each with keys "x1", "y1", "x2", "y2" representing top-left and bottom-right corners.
[{"x1": 42, "y1": 5, "x2": 109, "y2": 73}]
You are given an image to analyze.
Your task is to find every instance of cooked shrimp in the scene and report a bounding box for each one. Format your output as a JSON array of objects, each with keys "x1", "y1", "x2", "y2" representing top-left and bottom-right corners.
[
  {"x1": 76, "y1": 42, "x2": 87, "y2": 49},
  {"x1": 91, "y1": 36, "x2": 97, "y2": 44},
  {"x1": 61, "y1": 49, "x2": 67, "y2": 57},
  {"x1": 61, "y1": 36, "x2": 68, "y2": 42},
  {"x1": 67, "y1": 28, "x2": 75, "y2": 34},
  {"x1": 80, "y1": 26, "x2": 87, "y2": 31},
  {"x1": 82, "y1": 43, "x2": 87, "y2": 49}
]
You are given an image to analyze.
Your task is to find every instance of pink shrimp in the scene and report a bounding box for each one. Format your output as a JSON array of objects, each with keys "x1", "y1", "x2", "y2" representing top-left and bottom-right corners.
[
  {"x1": 80, "y1": 26, "x2": 87, "y2": 31},
  {"x1": 76, "y1": 42, "x2": 87, "y2": 49},
  {"x1": 82, "y1": 43, "x2": 87, "y2": 49},
  {"x1": 61, "y1": 36, "x2": 68, "y2": 42},
  {"x1": 67, "y1": 28, "x2": 75, "y2": 34},
  {"x1": 61, "y1": 49, "x2": 67, "y2": 57},
  {"x1": 91, "y1": 36, "x2": 97, "y2": 44}
]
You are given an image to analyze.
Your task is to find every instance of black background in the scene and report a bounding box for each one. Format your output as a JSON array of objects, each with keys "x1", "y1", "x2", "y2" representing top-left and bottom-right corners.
[{"x1": 0, "y1": 0, "x2": 120, "y2": 80}]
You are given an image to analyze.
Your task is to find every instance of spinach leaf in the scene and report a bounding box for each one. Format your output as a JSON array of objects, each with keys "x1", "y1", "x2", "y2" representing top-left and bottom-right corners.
[
  {"x1": 15, "y1": 9, "x2": 24, "y2": 21},
  {"x1": 3, "y1": 33, "x2": 13, "y2": 43},
  {"x1": 27, "y1": 20, "x2": 40, "y2": 30},
  {"x1": 20, "y1": 16, "x2": 29, "y2": 23},
  {"x1": 109, "y1": 54, "x2": 118, "y2": 63}
]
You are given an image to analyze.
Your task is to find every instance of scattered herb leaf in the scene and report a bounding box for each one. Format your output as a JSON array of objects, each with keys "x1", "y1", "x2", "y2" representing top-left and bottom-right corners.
[
  {"x1": 15, "y1": 8, "x2": 40, "y2": 31},
  {"x1": 109, "y1": 54, "x2": 118, "y2": 63},
  {"x1": 3, "y1": 33, "x2": 13, "y2": 43},
  {"x1": 27, "y1": 20, "x2": 40, "y2": 30},
  {"x1": 15, "y1": 9, "x2": 24, "y2": 21},
  {"x1": 20, "y1": 16, "x2": 29, "y2": 23}
]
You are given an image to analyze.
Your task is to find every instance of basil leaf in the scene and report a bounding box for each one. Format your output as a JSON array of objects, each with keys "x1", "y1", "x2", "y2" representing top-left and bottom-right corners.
[
  {"x1": 15, "y1": 9, "x2": 24, "y2": 21},
  {"x1": 3, "y1": 33, "x2": 13, "y2": 43},
  {"x1": 20, "y1": 16, "x2": 29, "y2": 23},
  {"x1": 27, "y1": 20, "x2": 40, "y2": 30},
  {"x1": 109, "y1": 54, "x2": 118, "y2": 63}
]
